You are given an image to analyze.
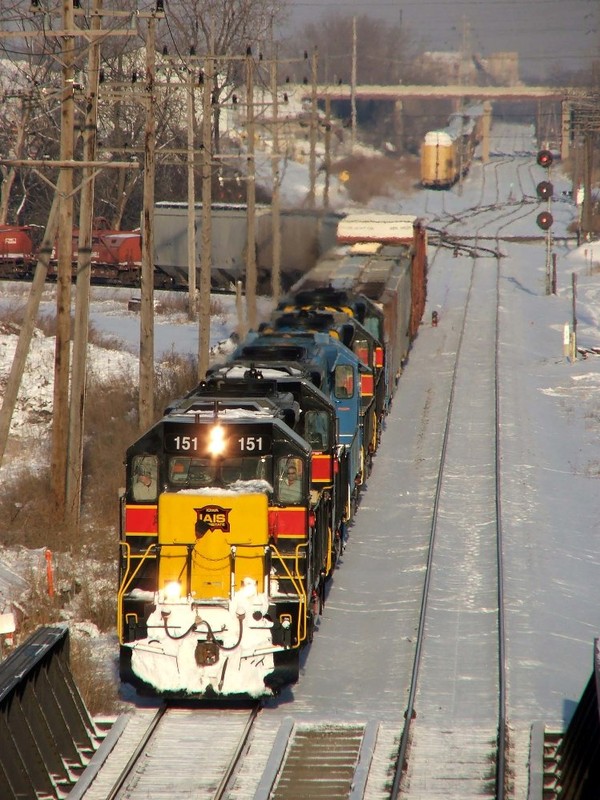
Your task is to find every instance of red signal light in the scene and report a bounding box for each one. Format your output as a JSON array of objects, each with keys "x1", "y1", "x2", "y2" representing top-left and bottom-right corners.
[
  {"x1": 536, "y1": 181, "x2": 553, "y2": 200},
  {"x1": 536, "y1": 211, "x2": 553, "y2": 230},
  {"x1": 536, "y1": 150, "x2": 553, "y2": 169}
]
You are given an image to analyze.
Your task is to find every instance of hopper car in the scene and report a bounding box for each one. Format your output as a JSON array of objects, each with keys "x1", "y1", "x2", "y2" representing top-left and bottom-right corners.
[{"x1": 0, "y1": 220, "x2": 143, "y2": 286}]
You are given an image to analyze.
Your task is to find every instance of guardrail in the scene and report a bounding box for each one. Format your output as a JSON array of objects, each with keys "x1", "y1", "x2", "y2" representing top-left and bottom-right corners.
[{"x1": 0, "y1": 625, "x2": 107, "y2": 800}]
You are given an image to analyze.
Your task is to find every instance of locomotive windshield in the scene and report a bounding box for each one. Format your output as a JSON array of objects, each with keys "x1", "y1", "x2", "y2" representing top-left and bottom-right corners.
[
  {"x1": 302, "y1": 409, "x2": 329, "y2": 450},
  {"x1": 168, "y1": 455, "x2": 271, "y2": 488}
]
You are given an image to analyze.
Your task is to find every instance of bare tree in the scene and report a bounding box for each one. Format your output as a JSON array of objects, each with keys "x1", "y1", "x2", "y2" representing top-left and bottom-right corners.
[
  {"x1": 293, "y1": 13, "x2": 419, "y2": 87},
  {"x1": 161, "y1": 0, "x2": 287, "y2": 151},
  {"x1": 0, "y1": 0, "x2": 289, "y2": 229},
  {"x1": 0, "y1": 1, "x2": 64, "y2": 225}
]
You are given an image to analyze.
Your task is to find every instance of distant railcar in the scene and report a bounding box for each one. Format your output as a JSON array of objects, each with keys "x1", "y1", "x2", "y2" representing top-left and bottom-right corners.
[
  {"x1": 420, "y1": 105, "x2": 484, "y2": 188},
  {"x1": 0, "y1": 220, "x2": 142, "y2": 285},
  {"x1": 152, "y1": 202, "x2": 342, "y2": 293},
  {"x1": 0, "y1": 225, "x2": 36, "y2": 279}
]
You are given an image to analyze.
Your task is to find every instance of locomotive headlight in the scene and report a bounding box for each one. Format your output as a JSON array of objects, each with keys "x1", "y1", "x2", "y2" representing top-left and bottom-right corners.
[
  {"x1": 208, "y1": 424, "x2": 226, "y2": 456},
  {"x1": 164, "y1": 581, "x2": 182, "y2": 601}
]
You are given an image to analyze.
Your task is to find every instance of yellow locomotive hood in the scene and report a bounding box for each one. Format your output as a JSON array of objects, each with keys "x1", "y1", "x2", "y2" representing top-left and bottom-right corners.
[{"x1": 158, "y1": 490, "x2": 269, "y2": 601}]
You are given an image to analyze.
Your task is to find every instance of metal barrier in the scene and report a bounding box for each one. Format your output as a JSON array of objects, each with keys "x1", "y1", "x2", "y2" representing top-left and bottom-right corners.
[
  {"x1": 539, "y1": 637, "x2": 600, "y2": 799},
  {"x1": 0, "y1": 625, "x2": 105, "y2": 800}
]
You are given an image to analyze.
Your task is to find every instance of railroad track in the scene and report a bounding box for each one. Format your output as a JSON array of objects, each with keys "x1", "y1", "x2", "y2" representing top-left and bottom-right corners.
[
  {"x1": 389, "y1": 241, "x2": 508, "y2": 798},
  {"x1": 75, "y1": 704, "x2": 380, "y2": 799},
  {"x1": 76, "y1": 705, "x2": 257, "y2": 799}
]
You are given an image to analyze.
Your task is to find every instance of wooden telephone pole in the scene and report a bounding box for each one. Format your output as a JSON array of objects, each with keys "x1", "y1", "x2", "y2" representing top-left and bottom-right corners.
[
  {"x1": 138, "y1": 11, "x2": 159, "y2": 432},
  {"x1": 51, "y1": 0, "x2": 76, "y2": 518},
  {"x1": 307, "y1": 47, "x2": 318, "y2": 208},
  {"x1": 270, "y1": 50, "x2": 282, "y2": 305},
  {"x1": 66, "y1": 0, "x2": 103, "y2": 530},
  {"x1": 199, "y1": 53, "x2": 214, "y2": 378},
  {"x1": 245, "y1": 48, "x2": 257, "y2": 332}
]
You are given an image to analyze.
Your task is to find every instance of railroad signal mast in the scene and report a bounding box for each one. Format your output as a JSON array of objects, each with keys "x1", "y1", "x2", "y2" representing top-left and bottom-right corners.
[{"x1": 536, "y1": 149, "x2": 554, "y2": 294}]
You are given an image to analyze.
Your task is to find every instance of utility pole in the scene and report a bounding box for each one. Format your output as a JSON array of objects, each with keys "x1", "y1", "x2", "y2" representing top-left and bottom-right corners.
[
  {"x1": 481, "y1": 100, "x2": 492, "y2": 164},
  {"x1": 139, "y1": 10, "x2": 158, "y2": 432},
  {"x1": 582, "y1": 132, "x2": 594, "y2": 237},
  {"x1": 308, "y1": 47, "x2": 318, "y2": 208},
  {"x1": 186, "y1": 56, "x2": 197, "y2": 318},
  {"x1": 323, "y1": 94, "x2": 331, "y2": 208},
  {"x1": 245, "y1": 48, "x2": 257, "y2": 332},
  {"x1": 51, "y1": 0, "x2": 76, "y2": 519},
  {"x1": 270, "y1": 47, "x2": 282, "y2": 305},
  {"x1": 66, "y1": 0, "x2": 102, "y2": 532},
  {"x1": 351, "y1": 17, "x2": 357, "y2": 152},
  {"x1": 199, "y1": 53, "x2": 214, "y2": 378}
]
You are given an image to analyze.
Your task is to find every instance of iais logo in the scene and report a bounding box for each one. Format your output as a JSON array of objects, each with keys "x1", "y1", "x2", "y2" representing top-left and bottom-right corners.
[{"x1": 194, "y1": 505, "x2": 231, "y2": 539}]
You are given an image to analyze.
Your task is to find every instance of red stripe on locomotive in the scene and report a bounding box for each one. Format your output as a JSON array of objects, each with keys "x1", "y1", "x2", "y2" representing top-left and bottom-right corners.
[
  {"x1": 268, "y1": 507, "x2": 307, "y2": 539},
  {"x1": 125, "y1": 505, "x2": 158, "y2": 534},
  {"x1": 360, "y1": 373, "x2": 374, "y2": 396},
  {"x1": 311, "y1": 453, "x2": 332, "y2": 482}
]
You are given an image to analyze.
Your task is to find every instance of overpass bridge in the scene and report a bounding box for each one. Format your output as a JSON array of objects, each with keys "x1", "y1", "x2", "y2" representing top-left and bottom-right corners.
[
  {"x1": 295, "y1": 84, "x2": 587, "y2": 159},
  {"x1": 306, "y1": 84, "x2": 583, "y2": 103}
]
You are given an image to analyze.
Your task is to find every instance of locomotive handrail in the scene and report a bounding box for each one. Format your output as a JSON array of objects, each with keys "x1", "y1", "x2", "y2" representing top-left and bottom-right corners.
[
  {"x1": 117, "y1": 542, "x2": 158, "y2": 640},
  {"x1": 269, "y1": 542, "x2": 309, "y2": 644}
]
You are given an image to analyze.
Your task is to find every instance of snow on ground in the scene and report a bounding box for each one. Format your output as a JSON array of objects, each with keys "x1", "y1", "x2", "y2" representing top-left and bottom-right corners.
[{"x1": 1, "y1": 124, "x2": 599, "y2": 760}]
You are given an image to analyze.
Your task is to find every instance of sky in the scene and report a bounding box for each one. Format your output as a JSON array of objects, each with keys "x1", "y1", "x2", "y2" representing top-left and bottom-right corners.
[
  {"x1": 1, "y1": 121, "x2": 600, "y2": 795},
  {"x1": 284, "y1": 0, "x2": 599, "y2": 80}
]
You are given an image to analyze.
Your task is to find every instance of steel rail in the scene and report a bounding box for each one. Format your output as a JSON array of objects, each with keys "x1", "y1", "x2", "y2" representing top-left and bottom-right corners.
[
  {"x1": 391, "y1": 227, "x2": 508, "y2": 798},
  {"x1": 390, "y1": 244, "x2": 478, "y2": 797},
  {"x1": 105, "y1": 705, "x2": 167, "y2": 800}
]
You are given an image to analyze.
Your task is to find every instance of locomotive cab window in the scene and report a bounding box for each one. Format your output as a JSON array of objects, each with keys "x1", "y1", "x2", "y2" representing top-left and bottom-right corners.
[
  {"x1": 304, "y1": 410, "x2": 329, "y2": 450},
  {"x1": 353, "y1": 338, "x2": 370, "y2": 366},
  {"x1": 169, "y1": 457, "x2": 215, "y2": 487},
  {"x1": 277, "y1": 457, "x2": 303, "y2": 504},
  {"x1": 132, "y1": 455, "x2": 158, "y2": 502},
  {"x1": 334, "y1": 364, "x2": 354, "y2": 399},
  {"x1": 363, "y1": 316, "x2": 380, "y2": 340}
]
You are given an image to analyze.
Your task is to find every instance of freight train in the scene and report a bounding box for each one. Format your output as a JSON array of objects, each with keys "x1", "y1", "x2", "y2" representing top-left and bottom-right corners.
[
  {"x1": 117, "y1": 212, "x2": 427, "y2": 700},
  {"x1": 0, "y1": 205, "x2": 341, "y2": 292},
  {"x1": 420, "y1": 104, "x2": 484, "y2": 189},
  {"x1": 0, "y1": 220, "x2": 143, "y2": 286}
]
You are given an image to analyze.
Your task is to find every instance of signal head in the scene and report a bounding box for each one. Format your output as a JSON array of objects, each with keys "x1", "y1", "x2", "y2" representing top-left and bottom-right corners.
[
  {"x1": 536, "y1": 211, "x2": 554, "y2": 230},
  {"x1": 537, "y1": 150, "x2": 553, "y2": 169},
  {"x1": 536, "y1": 180, "x2": 553, "y2": 201}
]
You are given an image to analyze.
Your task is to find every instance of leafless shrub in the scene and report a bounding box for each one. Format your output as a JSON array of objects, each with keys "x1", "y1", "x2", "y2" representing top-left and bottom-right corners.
[
  {"x1": 154, "y1": 291, "x2": 190, "y2": 316},
  {"x1": 332, "y1": 153, "x2": 421, "y2": 203},
  {"x1": 69, "y1": 636, "x2": 121, "y2": 716},
  {"x1": 154, "y1": 291, "x2": 226, "y2": 318},
  {"x1": 156, "y1": 348, "x2": 198, "y2": 403},
  {"x1": 0, "y1": 466, "x2": 65, "y2": 549},
  {"x1": 74, "y1": 574, "x2": 117, "y2": 633}
]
